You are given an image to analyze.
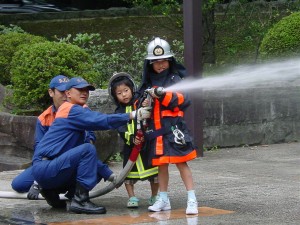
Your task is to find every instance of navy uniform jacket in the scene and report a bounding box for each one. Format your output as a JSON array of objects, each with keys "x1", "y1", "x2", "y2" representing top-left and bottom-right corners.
[
  {"x1": 33, "y1": 102, "x2": 129, "y2": 163},
  {"x1": 34, "y1": 104, "x2": 96, "y2": 150}
]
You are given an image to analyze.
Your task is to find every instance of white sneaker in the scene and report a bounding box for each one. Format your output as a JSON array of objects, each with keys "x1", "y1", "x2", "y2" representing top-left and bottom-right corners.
[
  {"x1": 148, "y1": 197, "x2": 171, "y2": 212},
  {"x1": 186, "y1": 199, "x2": 198, "y2": 215}
]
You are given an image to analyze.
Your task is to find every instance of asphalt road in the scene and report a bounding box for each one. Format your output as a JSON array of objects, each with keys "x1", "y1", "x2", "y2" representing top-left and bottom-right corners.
[{"x1": 0, "y1": 142, "x2": 299, "y2": 225}]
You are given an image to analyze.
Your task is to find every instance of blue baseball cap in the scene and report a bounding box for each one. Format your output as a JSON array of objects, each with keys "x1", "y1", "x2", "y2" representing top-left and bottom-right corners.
[
  {"x1": 66, "y1": 77, "x2": 95, "y2": 91},
  {"x1": 49, "y1": 75, "x2": 69, "y2": 91}
]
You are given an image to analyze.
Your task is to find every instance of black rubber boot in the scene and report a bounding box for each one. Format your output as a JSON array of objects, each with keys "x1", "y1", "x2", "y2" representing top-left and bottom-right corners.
[
  {"x1": 40, "y1": 189, "x2": 66, "y2": 209},
  {"x1": 69, "y1": 183, "x2": 106, "y2": 214}
]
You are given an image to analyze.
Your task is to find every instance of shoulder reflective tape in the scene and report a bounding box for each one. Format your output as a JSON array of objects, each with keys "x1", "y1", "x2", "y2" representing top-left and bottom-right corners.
[
  {"x1": 162, "y1": 92, "x2": 172, "y2": 107},
  {"x1": 176, "y1": 92, "x2": 184, "y2": 105}
]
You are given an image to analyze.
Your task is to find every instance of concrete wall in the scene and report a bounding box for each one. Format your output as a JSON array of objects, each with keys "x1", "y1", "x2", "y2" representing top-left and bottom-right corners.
[
  {"x1": 0, "y1": 112, "x2": 36, "y2": 171},
  {"x1": 203, "y1": 86, "x2": 300, "y2": 148}
]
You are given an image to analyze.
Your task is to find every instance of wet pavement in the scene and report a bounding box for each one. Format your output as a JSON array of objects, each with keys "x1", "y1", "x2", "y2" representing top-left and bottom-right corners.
[{"x1": 0, "y1": 142, "x2": 299, "y2": 225}]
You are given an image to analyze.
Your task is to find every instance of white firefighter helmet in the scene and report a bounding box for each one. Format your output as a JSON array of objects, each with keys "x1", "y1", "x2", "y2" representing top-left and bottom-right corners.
[
  {"x1": 145, "y1": 37, "x2": 174, "y2": 60},
  {"x1": 108, "y1": 72, "x2": 136, "y2": 100}
]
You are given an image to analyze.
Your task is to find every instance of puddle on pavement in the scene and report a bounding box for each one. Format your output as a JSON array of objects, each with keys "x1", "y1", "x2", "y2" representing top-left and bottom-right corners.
[
  {"x1": 49, "y1": 207, "x2": 233, "y2": 225},
  {"x1": 0, "y1": 202, "x2": 233, "y2": 225},
  {"x1": 0, "y1": 208, "x2": 46, "y2": 225}
]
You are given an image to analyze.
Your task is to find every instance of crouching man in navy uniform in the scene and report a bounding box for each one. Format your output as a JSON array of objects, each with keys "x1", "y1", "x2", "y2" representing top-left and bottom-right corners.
[{"x1": 32, "y1": 77, "x2": 151, "y2": 214}]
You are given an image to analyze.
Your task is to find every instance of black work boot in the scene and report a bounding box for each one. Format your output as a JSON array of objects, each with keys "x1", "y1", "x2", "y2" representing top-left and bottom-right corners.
[
  {"x1": 40, "y1": 189, "x2": 66, "y2": 209},
  {"x1": 69, "y1": 183, "x2": 106, "y2": 214}
]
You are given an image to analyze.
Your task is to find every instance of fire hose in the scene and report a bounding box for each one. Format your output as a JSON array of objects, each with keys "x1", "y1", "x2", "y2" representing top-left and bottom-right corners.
[{"x1": 89, "y1": 129, "x2": 144, "y2": 199}]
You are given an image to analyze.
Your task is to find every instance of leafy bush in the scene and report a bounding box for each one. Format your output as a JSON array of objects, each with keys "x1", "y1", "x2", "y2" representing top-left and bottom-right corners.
[
  {"x1": 0, "y1": 32, "x2": 47, "y2": 85},
  {"x1": 57, "y1": 33, "x2": 184, "y2": 88},
  {"x1": 259, "y1": 12, "x2": 300, "y2": 60},
  {"x1": 0, "y1": 24, "x2": 25, "y2": 34},
  {"x1": 10, "y1": 41, "x2": 95, "y2": 113}
]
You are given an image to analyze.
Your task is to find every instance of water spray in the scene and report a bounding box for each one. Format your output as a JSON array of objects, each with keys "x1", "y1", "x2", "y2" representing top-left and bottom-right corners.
[{"x1": 164, "y1": 57, "x2": 300, "y2": 94}]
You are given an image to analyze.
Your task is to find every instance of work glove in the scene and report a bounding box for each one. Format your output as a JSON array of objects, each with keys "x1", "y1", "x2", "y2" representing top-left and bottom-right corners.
[
  {"x1": 107, "y1": 173, "x2": 117, "y2": 184},
  {"x1": 131, "y1": 107, "x2": 152, "y2": 121},
  {"x1": 107, "y1": 173, "x2": 122, "y2": 188},
  {"x1": 27, "y1": 182, "x2": 41, "y2": 200}
]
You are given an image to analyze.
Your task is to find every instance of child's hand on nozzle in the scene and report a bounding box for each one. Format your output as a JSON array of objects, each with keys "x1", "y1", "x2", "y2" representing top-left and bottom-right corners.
[{"x1": 142, "y1": 98, "x2": 150, "y2": 107}]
